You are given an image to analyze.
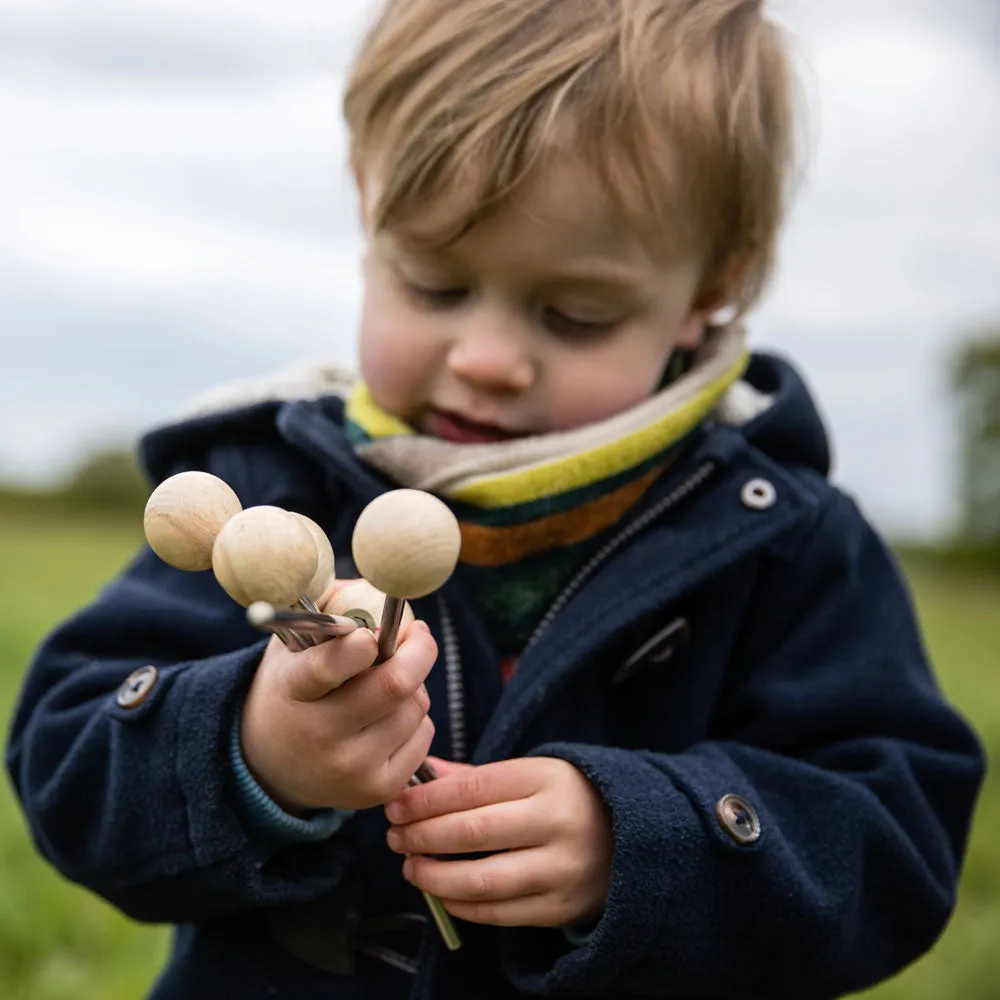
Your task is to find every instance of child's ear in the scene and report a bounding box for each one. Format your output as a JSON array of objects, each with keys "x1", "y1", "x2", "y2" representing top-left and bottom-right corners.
[
  {"x1": 689, "y1": 252, "x2": 751, "y2": 334},
  {"x1": 676, "y1": 308, "x2": 709, "y2": 350}
]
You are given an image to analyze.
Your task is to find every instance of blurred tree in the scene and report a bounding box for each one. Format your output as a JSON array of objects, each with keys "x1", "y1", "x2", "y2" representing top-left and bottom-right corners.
[
  {"x1": 61, "y1": 448, "x2": 148, "y2": 515},
  {"x1": 0, "y1": 447, "x2": 147, "y2": 518},
  {"x1": 953, "y1": 331, "x2": 1000, "y2": 544}
]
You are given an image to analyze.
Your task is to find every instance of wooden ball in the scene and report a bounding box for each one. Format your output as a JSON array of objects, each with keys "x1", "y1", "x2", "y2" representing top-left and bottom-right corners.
[
  {"x1": 290, "y1": 513, "x2": 336, "y2": 605},
  {"x1": 352, "y1": 489, "x2": 461, "y2": 598},
  {"x1": 144, "y1": 471, "x2": 242, "y2": 571},
  {"x1": 212, "y1": 506, "x2": 318, "y2": 608},
  {"x1": 322, "y1": 580, "x2": 414, "y2": 633}
]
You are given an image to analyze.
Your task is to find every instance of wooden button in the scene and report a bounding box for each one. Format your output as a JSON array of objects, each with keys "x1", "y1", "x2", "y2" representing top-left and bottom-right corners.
[{"x1": 116, "y1": 666, "x2": 159, "y2": 709}]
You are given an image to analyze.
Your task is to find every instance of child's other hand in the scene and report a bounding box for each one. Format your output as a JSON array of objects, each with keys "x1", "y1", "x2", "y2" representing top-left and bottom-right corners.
[
  {"x1": 384, "y1": 756, "x2": 613, "y2": 929},
  {"x1": 239, "y1": 587, "x2": 437, "y2": 813}
]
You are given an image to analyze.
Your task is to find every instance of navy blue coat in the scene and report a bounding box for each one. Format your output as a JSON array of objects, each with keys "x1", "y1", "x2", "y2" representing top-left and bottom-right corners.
[{"x1": 6, "y1": 355, "x2": 984, "y2": 999}]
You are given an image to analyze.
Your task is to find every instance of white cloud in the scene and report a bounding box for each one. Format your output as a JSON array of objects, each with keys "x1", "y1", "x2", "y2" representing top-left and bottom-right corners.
[
  {"x1": 0, "y1": 70, "x2": 358, "y2": 237},
  {"x1": 0, "y1": 0, "x2": 378, "y2": 78},
  {"x1": 748, "y1": 8, "x2": 1000, "y2": 533},
  {"x1": 0, "y1": 0, "x2": 997, "y2": 539}
]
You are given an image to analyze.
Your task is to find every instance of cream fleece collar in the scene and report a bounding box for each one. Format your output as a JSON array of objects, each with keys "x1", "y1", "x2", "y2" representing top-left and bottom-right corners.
[{"x1": 345, "y1": 323, "x2": 752, "y2": 507}]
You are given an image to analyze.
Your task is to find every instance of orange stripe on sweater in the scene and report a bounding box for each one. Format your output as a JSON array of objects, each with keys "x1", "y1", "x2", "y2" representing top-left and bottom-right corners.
[{"x1": 458, "y1": 464, "x2": 665, "y2": 568}]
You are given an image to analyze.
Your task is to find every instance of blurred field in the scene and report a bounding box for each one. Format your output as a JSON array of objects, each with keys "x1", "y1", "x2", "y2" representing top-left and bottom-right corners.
[
  {"x1": 0, "y1": 513, "x2": 167, "y2": 999},
  {"x1": 0, "y1": 511, "x2": 996, "y2": 999}
]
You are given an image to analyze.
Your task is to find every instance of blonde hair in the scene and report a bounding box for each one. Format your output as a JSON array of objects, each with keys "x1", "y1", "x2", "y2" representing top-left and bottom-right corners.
[{"x1": 344, "y1": 0, "x2": 799, "y2": 315}]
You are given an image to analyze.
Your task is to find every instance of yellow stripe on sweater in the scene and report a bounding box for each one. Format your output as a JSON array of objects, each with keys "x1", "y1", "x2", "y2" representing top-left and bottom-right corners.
[
  {"x1": 451, "y1": 354, "x2": 746, "y2": 506},
  {"x1": 347, "y1": 384, "x2": 414, "y2": 438},
  {"x1": 346, "y1": 351, "x2": 746, "y2": 508}
]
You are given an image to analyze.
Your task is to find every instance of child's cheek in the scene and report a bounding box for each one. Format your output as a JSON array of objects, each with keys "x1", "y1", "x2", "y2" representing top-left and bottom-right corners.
[
  {"x1": 358, "y1": 311, "x2": 430, "y2": 418},
  {"x1": 549, "y1": 366, "x2": 661, "y2": 430},
  {"x1": 359, "y1": 329, "x2": 404, "y2": 410}
]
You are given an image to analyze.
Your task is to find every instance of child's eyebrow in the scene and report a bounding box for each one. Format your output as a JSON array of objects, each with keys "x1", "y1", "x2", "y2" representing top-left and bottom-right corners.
[
  {"x1": 541, "y1": 263, "x2": 651, "y2": 294},
  {"x1": 382, "y1": 233, "x2": 654, "y2": 294},
  {"x1": 380, "y1": 238, "x2": 456, "y2": 270}
]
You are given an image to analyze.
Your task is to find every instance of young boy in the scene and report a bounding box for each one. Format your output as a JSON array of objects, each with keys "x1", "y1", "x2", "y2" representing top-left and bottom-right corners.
[{"x1": 6, "y1": 1, "x2": 984, "y2": 998}]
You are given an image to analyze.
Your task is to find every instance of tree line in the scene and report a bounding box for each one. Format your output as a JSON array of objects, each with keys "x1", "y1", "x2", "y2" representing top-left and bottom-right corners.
[
  {"x1": 1, "y1": 331, "x2": 998, "y2": 572},
  {"x1": 946, "y1": 329, "x2": 1000, "y2": 572}
]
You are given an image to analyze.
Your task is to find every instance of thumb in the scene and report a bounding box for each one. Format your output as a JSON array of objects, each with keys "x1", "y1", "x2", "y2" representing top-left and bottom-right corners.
[{"x1": 282, "y1": 627, "x2": 378, "y2": 701}]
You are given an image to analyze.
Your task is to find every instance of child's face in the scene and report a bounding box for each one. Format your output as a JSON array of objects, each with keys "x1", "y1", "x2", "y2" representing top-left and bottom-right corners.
[{"x1": 357, "y1": 159, "x2": 710, "y2": 443}]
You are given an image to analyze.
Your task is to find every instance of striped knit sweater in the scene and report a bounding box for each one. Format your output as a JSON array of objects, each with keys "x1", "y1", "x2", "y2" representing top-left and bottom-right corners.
[{"x1": 346, "y1": 325, "x2": 748, "y2": 661}]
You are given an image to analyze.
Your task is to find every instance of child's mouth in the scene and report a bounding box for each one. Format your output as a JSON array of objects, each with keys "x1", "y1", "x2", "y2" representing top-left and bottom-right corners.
[{"x1": 425, "y1": 409, "x2": 520, "y2": 444}]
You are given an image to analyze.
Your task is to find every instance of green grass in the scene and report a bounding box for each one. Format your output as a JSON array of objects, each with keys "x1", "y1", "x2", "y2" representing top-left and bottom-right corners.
[
  {"x1": 0, "y1": 512, "x2": 996, "y2": 998},
  {"x1": 856, "y1": 558, "x2": 1000, "y2": 1000},
  {"x1": 0, "y1": 513, "x2": 168, "y2": 999}
]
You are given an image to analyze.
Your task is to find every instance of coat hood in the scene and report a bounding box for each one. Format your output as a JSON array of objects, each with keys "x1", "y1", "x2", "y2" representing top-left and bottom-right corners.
[{"x1": 740, "y1": 353, "x2": 832, "y2": 478}]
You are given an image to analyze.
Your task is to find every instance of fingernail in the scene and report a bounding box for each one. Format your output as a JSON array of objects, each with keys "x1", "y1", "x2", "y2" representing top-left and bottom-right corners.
[
  {"x1": 386, "y1": 802, "x2": 404, "y2": 823},
  {"x1": 402, "y1": 858, "x2": 415, "y2": 881},
  {"x1": 386, "y1": 828, "x2": 401, "y2": 851}
]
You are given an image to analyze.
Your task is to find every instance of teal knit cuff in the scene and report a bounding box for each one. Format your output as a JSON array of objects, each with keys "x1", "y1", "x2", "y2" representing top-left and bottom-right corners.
[{"x1": 229, "y1": 712, "x2": 352, "y2": 843}]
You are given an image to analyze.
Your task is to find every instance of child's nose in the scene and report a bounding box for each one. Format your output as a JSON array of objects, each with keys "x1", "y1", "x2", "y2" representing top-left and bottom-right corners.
[{"x1": 446, "y1": 318, "x2": 535, "y2": 392}]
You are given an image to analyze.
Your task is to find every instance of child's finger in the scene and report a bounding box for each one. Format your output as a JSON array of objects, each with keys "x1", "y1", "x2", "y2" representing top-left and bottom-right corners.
[
  {"x1": 439, "y1": 894, "x2": 556, "y2": 929},
  {"x1": 385, "y1": 759, "x2": 538, "y2": 824},
  {"x1": 281, "y1": 628, "x2": 378, "y2": 702},
  {"x1": 385, "y1": 714, "x2": 437, "y2": 793},
  {"x1": 333, "y1": 622, "x2": 436, "y2": 729},
  {"x1": 423, "y1": 756, "x2": 476, "y2": 779},
  {"x1": 351, "y1": 687, "x2": 431, "y2": 762},
  {"x1": 403, "y1": 847, "x2": 556, "y2": 904},
  {"x1": 387, "y1": 798, "x2": 549, "y2": 856}
]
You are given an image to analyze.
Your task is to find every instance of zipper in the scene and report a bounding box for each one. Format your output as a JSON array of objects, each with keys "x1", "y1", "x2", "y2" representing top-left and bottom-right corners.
[
  {"x1": 432, "y1": 461, "x2": 716, "y2": 760},
  {"x1": 436, "y1": 594, "x2": 466, "y2": 763},
  {"x1": 520, "y1": 460, "x2": 717, "y2": 657}
]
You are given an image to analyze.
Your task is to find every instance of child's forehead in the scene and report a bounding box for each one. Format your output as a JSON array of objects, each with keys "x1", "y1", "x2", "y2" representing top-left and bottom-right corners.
[
  {"x1": 505, "y1": 159, "x2": 627, "y2": 235},
  {"x1": 385, "y1": 155, "x2": 685, "y2": 269}
]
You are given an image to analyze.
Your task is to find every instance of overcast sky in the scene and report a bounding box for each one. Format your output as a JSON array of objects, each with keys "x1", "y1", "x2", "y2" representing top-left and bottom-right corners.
[{"x1": 1, "y1": 0, "x2": 998, "y2": 539}]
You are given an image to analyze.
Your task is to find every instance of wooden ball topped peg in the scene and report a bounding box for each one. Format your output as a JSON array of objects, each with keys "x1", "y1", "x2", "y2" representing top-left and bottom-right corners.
[
  {"x1": 352, "y1": 489, "x2": 461, "y2": 599},
  {"x1": 322, "y1": 579, "x2": 415, "y2": 633},
  {"x1": 290, "y1": 513, "x2": 337, "y2": 607},
  {"x1": 143, "y1": 471, "x2": 242, "y2": 571},
  {"x1": 212, "y1": 506, "x2": 318, "y2": 608},
  {"x1": 350, "y1": 491, "x2": 463, "y2": 953},
  {"x1": 352, "y1": 489, "x2": 461, "y2": 664}
]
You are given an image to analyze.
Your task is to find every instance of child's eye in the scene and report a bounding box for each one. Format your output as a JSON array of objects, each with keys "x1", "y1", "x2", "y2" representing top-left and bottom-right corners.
[
  {"x1": 407, "y1": 281, "x2": 469, "y2": 306},
  {"x1": 542, "y1": 307, "x2": 617, "y2": 340}
]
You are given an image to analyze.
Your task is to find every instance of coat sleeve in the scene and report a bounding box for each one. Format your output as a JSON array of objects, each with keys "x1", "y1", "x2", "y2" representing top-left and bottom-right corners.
[
  {"x1": 499, "y1": 491, "x2": 985, "y2": 999},
  {"x1": 4, "y1": 441, "x2": 359, "y2": 926}
]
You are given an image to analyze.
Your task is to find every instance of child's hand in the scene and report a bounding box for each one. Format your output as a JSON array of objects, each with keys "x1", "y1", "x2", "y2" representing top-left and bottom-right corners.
[
  {"x1": 384, "y1": 756, "x2": 613, "y2": 929},
  {"x1": 239, "y1": 597, "x2": 437, "y2": 813}
]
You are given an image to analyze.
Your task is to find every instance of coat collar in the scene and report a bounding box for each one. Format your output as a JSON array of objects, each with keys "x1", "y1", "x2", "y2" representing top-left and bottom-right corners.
[{"x1": 469, "y1": 424, "x2": 822, "y2": 761}]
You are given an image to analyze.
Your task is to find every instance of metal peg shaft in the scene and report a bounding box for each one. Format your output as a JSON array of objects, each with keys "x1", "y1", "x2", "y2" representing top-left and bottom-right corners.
[
  {"x1": 375, "y1": 595, "x2": 458, "y2": 948},
  {"x1": 375, "y1": 595, "x2": 406, "y2": 665}
]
